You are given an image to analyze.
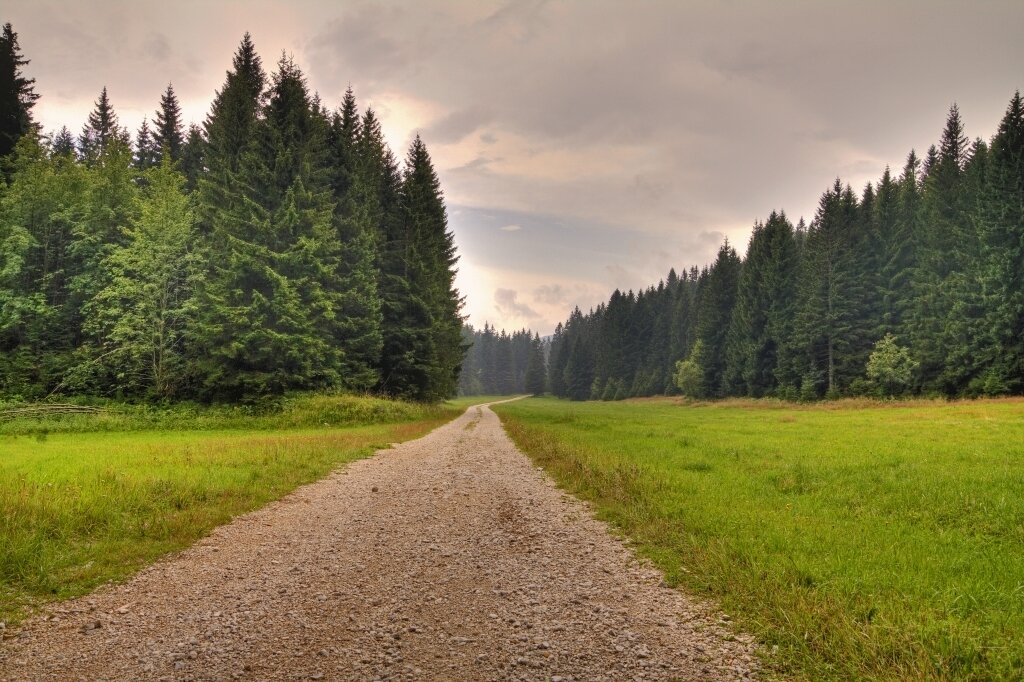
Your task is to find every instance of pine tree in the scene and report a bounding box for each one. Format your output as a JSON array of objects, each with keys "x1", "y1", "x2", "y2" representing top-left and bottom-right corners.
[
  {"x1": 193, "y1": 54, "x2": 343, "y2": 399},
  {"x1": 525, "y1": 333, "x2": 547, "y2": 394},
  {"x1": 50, "y1": 126, "x2": 76, "y2": 158},
  {"x1": 326, "y1": 87, "x2": 382, "y2": 391},
  {"x1": 198, "y1": 33, "x2": 266, "y2": 235},
  {"x1": 695, "y1": 242, "x2": 741, "y2": 397},
  {"x1": 908, "y1": 106, "x2": 971, "y2": 393},
  {"x1": 134, "y1": 117, "x2": 159, "y2": 170},
  {"x1": 977, "y1": 92, "x2": 1024, "y2": 392},
  {"x1": 385, "y1": 135, "x2": 465, "y2": 401},
  {"x1": 154, "y1": 83, "x2": 185, "y2": 160},
  {"x1": 793, "y1": 180, "x2": 865, "y2": 397},
  {"x1": 179, "y1": 124, "x2": 205, "y2": 192},
  {"x1": 725, "y1": 211, "x2": 799, "y2": 396},
  {"x1": 79, "y1": 87, "x2": 128, "y2": 163},
  {"x1": 563, "y1": 335, "x2": 593, "y2": 401},
  {"x1": 0, "y1": 22, "x2": 39, "y2": 162}
]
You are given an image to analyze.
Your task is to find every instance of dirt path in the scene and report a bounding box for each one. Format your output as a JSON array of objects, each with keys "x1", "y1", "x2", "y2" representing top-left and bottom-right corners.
[{"x1": 0, "y1": 402, "x2": 758, "y2": 681}]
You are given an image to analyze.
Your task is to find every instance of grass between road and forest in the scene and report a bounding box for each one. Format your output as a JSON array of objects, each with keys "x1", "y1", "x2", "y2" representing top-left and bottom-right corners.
[
  {"x1": 444, "y1": 395, "x2": 519, "y2": 411},
  {"x1": 492, "y1": 396, "x2": 1024, "y2": 682},
  {"x1": 0, "y1": 394, "x2": 459, "y2": 624}
]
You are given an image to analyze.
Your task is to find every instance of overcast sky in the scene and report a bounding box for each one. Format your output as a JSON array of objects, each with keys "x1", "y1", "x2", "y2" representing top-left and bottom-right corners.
[{"x1": 8, "y1": 0, "x2": 1024, "y2": 334}]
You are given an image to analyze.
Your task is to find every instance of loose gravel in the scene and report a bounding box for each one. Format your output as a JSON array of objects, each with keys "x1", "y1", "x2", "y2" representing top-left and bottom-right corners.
[{"x1": 0, "y1": 400, "x2": 759, "y2": 681}]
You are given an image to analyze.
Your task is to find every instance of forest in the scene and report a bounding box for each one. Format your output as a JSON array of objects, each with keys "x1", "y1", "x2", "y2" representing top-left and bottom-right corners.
[
  {"x1": 549, "y1": 94, "x2": 1024, "y2": 400},
  {"x1": 457, "y1": 324, "x2": 546, "y2": 396},
  {"x1": 0, "y1": 25, "x2": 465, "y2": 403}
]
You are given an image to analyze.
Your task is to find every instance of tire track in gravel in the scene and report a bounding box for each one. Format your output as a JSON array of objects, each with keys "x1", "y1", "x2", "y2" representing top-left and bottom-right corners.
[{"x1": 0, "y1": 401, "x2": 759, "y2": 681}]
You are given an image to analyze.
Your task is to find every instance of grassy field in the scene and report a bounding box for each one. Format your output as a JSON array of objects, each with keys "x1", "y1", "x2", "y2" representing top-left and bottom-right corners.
[
  {"x1": 493, "y1": 397, "x2": 1024, "y2": 682},
  {"x1": 445, "y1": 394, "x2": 522, "y2": 411},
  {"x1": 0, "y1": 395, "x2": 457, "y2": 623}
]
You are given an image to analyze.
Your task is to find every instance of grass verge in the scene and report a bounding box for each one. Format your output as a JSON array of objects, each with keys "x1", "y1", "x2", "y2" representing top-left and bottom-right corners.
[
  {"x1": 492, "y1": 396, "x2": 1024, "y2": 682},
  {"x1": 1, "y1": 395, "x2": 457, "y2": 624},
  {"x1": 445, "y1": 395, "x2": 522, "y2": 411}
]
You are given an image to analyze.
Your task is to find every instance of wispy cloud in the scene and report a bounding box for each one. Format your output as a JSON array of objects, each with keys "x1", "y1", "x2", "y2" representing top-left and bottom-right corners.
[{"x1": 494, "y1": 288, "x2": 540, "y2": 321}]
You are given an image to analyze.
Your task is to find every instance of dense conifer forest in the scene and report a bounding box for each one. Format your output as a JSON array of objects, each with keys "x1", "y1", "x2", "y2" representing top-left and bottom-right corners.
[
  {"x1": 0, "y1": 25, "x2": 464, "y2": 403},
  {"x1": 549, "y1": 94, "x2": 1024, "y2": 400},
  {"x1": 458, "y1": 324, "x2": 546, "y2": 396}
]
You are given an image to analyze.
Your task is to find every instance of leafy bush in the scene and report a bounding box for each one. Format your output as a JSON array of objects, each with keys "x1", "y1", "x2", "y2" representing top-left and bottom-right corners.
[{"x1": 865, "y1": 334, "x2": 918, "y2": 397}]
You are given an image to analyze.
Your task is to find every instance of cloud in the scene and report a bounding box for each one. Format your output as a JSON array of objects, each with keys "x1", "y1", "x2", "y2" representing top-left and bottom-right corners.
[
  {"x1": 494, "y1": 288, "x2": 541, "y2": 321},
  {"x1": 143, "y1": 32, "x2": 172, "y2": 63},
  {"x1": 499, "y1": 224, "x2": 521, "y2": 232},
  {"x1": 424, "y1": 105, "x2": 492, "y2": 144},
  {"x1": 533, "y1": 284, "x2": 567, "y2": 306}
]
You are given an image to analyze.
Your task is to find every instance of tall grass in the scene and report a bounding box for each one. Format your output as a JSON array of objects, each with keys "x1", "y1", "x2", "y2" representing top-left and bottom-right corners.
[
  {"x1": 0, "y1": 393, "x2": 447, "y2": 436},
  {"x1": 493, "y1": 397, "x2": 1024, "y2": 681},
  {"x1": 0, "y1": 395, "x2": 457, "y2": 622}
]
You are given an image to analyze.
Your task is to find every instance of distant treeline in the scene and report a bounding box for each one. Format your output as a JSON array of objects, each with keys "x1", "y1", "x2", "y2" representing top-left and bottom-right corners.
[
  {"x1": 549, "y1": 94, "x2": 1024, "y2": 400},
  {"x1": 0, "y1": 26, "x2": 464, "y2": 403},
  {"x1": 458, "y1": 324, "x2": 546, "y2": 396}
]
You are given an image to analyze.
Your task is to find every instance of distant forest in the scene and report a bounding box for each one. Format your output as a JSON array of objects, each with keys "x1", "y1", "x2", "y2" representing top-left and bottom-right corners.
[
  {"x1": 550, "y1": 94, "x2": 1024, "y2": 400},
  {"x1": 0, "y1": 25, "x2": 464, "y2": 403},
  {"x1": 458, "y1": 324, "x2": 546, "y2": 396}
]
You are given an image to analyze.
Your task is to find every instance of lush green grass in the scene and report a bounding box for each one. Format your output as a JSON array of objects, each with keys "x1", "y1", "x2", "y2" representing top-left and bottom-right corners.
[
  {"x1": 493, "y1": 397, "x2": 1024, "y2": 682},
  {"x1": 445, "y1": 394, "x2": 522, "y2": 411},
  {"x1": 0, "y1": 393, "x2": 442, "y2": 436},
  {"x1": 0, "y1": 395, "x2": 457, "y2": 623}
]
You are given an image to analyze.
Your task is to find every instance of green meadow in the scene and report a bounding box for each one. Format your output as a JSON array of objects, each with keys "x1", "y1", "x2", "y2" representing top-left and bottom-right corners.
[
  {"x1": 493, "y1": 397, "x2": 1024, "y2": 682},
  {"x1": 0, "y1": 395, "x2": 457, "y2": 623}
]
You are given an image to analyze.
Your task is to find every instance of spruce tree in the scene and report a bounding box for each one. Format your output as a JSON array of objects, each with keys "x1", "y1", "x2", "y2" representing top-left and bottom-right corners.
[
  {"x1": 725, "y1": 211, "x2": 799, "y2": 396},
  {"x1": 327, "y1": 88, "x2": 383, "y2": 391},
  {"x1": 384, "y1": 135, "x2": 465, "y2": 401},
  {"x1": 179, "y1": 124, "x2": 205, "y2": 192},
  {"x1": 134, "y1": 117, "x2": 159, "y2": 170},
  {"x1": 198, "y1": 33, "x2": 266, "y2": 234},
  {"x1": 193, "y1": 54, "x2": 343, "y2": 399},
  {"x1": 977, "y1": 92, "x2": 1024, "y2": 392},
  {"x1": 793, "y1": 181, "x2": 865, "y2": 397},
  {"x1": 154, "y1": 83, "x2": 185, "y2": 160},
  {"x1": 908, "y1": 106, "x2": 971, "y2": 393},
  {"x1": 79, "y1": 87, "x2": 128, "y2": 163},
  {"x1": 695, "y1": 242, "x2": 741, "y2": 397},
  {"x1": 0, "y1": 22, "x2": 39, "y2": 162},
  {"x1": 50, "y1": 126, "x2": 75, "y2": 158},
  {"x1": 563, "y1": 335, "x2": 594, "y2": 401}
]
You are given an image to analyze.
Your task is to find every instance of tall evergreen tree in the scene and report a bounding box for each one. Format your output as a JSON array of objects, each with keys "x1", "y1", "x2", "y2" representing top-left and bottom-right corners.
[
  {"x1": 198, "y1": 33, "x2": 266, "y2": 237},
  {"x1": 977, "y1": 92, "x2": 1024, "y2": 392},
  {"x1": 695, "y1": 242, "x2": 741, "y2": 397},
  {"x1": 383, "y1": 135, "x2": 465, "y2": 401},
  {"x1": 179, "y1": 124, "x2": 205, "y2": 192},
  {"x1": 78, "y1": 87, "x2": 128, "y2": 163},
  {"x1": 0, "y1": 22, "x2": 39, "y2": 162},
  {"x1": 153, "y1": 83, "x2": 185, "y2": 160},
  {"x1": 50, "y1": 126, "x2": 76, "y2": 158},
  {"x1": 725, "y1": 211, "x2": 799, "y2": 396},
  {"x1": 327, "y1": 87, "x2": 382, "y2": 391},
  {"x1": 525, "y1": 333, "x2": 547, "y2": 394},
  {"x1": 793, "y1": 181, "x2": 866, "y2": 397},
  {"x1": 134, "y1": 117, "x2": 159, "y2": 170},
  {"x1": 192, "y1": 54, "x2": 342, "y2": 399},
  {"x1": 908, "y1": 106, "x2": 971, "y2": 393}
]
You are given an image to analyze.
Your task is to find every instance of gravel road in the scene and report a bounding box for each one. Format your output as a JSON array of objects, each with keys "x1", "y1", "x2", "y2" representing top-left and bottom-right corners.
[{"x1": 0, "y1": 400, "x2": 758, "y2": 681}]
